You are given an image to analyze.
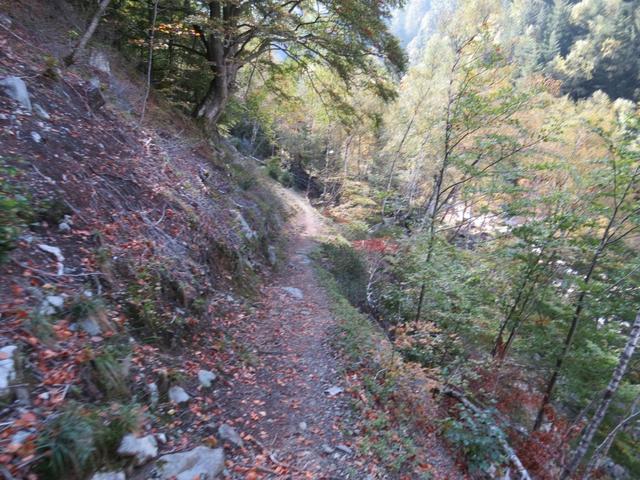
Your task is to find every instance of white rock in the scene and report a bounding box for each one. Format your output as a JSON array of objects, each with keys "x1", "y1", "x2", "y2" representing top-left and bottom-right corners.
[
  {"x1": 117, "y1": 434, "x2": 158, "y2": 466},
  {"x1": 234, "y1": 210, "x2": 256, "y2": 240},
  {"x1": 168, "y1": 386, "x2": 190, "y2": 404},
  {"x1": 33, "y1": 103, "x2": 50, "y2": 120},
  {"x1": 30, "y1": 131, "x2": 42, "y2": 143},
  {"x1": 0, "y1": 76, "x2": 31, "y2": 111},
  {"x1": 0, "y1": 345, "x2": 18, "y2": 397},
  {"x1": 325, "y1": 386, "x2": 343, "y2": 396},
  {"x1": 45, "y1": 295, "x2": 64, "y2": 309},
  {"x1": 321, "y1": 444, "x2": 334, "y2": 454},
  {"x1": 298, "y1": 421, "x2": 307, "y2": 431},
  {"x1": 267, "y1": 246, "x2": 277, "y2": 266},
  {"x1": 155, "y1": 446, "x2": 224, "y2": 480},
  {"x1": 91, "y1": 472, "x2": 125, "y2": 480},
  {"x1": 148, "y1": 382, "x2": 159, "y2": 407},
  {"x1": 0, "y1": 13, "x2": 11, "y2": 28},
  {"x1": 198, "y1": 369, "x2": 217, "y2": 388},
  {"x1": 90, "y1": 50, "x2": 111, "y2": 74},
  {"x1": 156, "y1": 433, "x2": 167, "y2": 444},
  {"x1": 282, "y1": 287, "x2": 304, "y2": 300},
  {"x1": 218, "y1": 423, "x2": 243, "y2": 448},
  {"x1": 9, "y1": 430, "x2": 31, "y2": 447},
  {"x1": 335, "y1": 444, "x2": 353, "y2": 455},
  {"x1": 79, "y1": 317, "x2": 101, "y2": 336},
  {"x1": 38, "y1": 244, "x2": 65, "y2": 275},
  {"x1": 58, "y1": 222, "x2": 71, "y2": 233}
]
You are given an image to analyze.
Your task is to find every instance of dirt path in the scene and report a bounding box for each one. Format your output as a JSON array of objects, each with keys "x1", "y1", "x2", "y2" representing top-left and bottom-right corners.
[{"x1": 220, "y1": 188, "x2": 373, "y2": 479}]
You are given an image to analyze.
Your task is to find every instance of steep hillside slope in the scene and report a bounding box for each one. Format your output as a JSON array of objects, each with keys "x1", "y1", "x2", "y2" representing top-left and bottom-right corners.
[{"x1": 0, "y1": 1, "x2": 292, "y2": 478}]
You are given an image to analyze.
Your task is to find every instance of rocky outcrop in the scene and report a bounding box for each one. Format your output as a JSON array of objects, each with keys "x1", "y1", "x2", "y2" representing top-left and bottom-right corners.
[{"x1": 0, "y1": 76, "x2": 32, "y2": 111}]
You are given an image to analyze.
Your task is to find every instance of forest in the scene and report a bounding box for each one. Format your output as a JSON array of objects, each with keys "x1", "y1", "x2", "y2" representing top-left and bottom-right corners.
[{"x1": 0, "y1": 0, "x2": 639, "y2": 479}]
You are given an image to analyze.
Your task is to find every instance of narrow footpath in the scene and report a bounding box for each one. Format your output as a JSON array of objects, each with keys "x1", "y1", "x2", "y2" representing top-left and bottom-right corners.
[{"x1": 219, "y1": 188, "x2": 371, "y2": 479}]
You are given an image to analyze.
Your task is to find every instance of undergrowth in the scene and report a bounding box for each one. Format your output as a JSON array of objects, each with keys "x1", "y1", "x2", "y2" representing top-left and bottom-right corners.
[
  {"x1": 36, "y1": 403, "x2": 140, "y2": 479},
  {"x1": 0, "y1": 159, "x2": 32, "y2": 262},
  {"x1": 314, "y1": 258, "x2": 432, "y2": 478}
]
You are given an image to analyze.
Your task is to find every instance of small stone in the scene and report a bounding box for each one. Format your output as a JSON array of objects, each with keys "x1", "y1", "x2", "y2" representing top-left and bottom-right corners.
[
  {"x1": 298, "y1": 421, "x2": 307, "y2": 431},
  {"x1": 197, "y1": 369, "x2": 217, "y2": 388},
  {"x1": 0, "y1": 76, "x2": 31, "y2": 111},
  {"x1": 335, "y1": 444, "x2": 353, "y2": 455},
  {"x1": 117, "y1": 433, "x2": 158, "y2": 466},
  {"x1": 156, "y1": 433, "x2": 167, "y2": 444},
  {"x1": 267, "y1": 246, "x2": 277, "y2": 266},
  {"x1": 325, "y1": 386, "x2": 343, "y2": 396},
  {"x1": 218, "y1": 423, "x2": 244, "y2": 448},
  {"x1": 31, "y1": 131, "x2": 42, "y2": 143},
  {"x1": 38, "y1": 244, "x2": 64, "y2": 275},
  {"x1": 168, "y1": 386, "x2": 190, "y2": 404},
  {"x1": 91, "y1": 472, "x2": 126, "y2": 480},
  {"x1": 321, "y1": 444, "x2": 334, "y2": 454},
  {"x1": 148, "y1": 382, "x2": 159, "y2": 407},
  {"x1": 154, "y1": 446, "x2": 224, "y2": 480},
  {"x1": 33, "y1": 103, "x2": 50, "y2": 120},
  {"x1": 79, "y1": 317, "x2": 102, "y2": 336},
  {"x1": 9, "y1": 430, "x2": 31, "y2": 448},
  {"x1": 0, "y1": 13, "x2": 11, "y2": 28},
  {"x1": 58, "y1": 222, "x2": 71, "y2": 233},
  {"x1": 45, "y1": 295, "x2": 64, "y2": 309},
  {"x1": 282, "y1": 287, "x2": 304, "y2": 300},
  {"x1": 0, "y1": 345, "x2": 18, "y2": 397}
]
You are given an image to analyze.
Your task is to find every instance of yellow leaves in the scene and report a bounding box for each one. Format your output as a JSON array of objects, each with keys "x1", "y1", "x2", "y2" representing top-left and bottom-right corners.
[{"x1": 393, "y1": 320, "x2": 441, "y2": 350}]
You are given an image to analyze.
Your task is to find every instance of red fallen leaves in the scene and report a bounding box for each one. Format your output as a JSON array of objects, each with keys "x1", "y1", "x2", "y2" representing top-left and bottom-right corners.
[{"x1": 352, "y1": 237, "x2": 399, "y2": 254}]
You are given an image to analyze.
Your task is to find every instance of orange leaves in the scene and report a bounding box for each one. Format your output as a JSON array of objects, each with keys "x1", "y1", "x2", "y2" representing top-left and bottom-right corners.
[{"x1": 352, "y1": 237, "x2": 399, "y2": 254}]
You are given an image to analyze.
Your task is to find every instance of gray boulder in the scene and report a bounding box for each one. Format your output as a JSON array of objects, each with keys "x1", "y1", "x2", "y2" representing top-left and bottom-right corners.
[
  {"x1": 0, "y1": 76, "x2": 32, "y2": 111},
  {"x1": 117, "y1": 434, "x2": 158, "y2": 466},
  {"x1": 0, "y1": 345, "x2": 18, "y2": 397},
  {"x1": 155, "y1": 446, "x2": 224, "y2": 480}
]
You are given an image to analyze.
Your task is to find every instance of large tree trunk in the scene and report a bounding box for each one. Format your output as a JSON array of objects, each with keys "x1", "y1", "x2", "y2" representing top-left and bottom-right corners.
[
  {"x1": 194, "y1": 33, "x2": 235, "y2": 125},
  {"x1": 64, "y1": 0, "x2": 112, "y2": 66},
  {"x1": 561, "y1": 311, "x2": 640, "y2": 479},
  {"x1": 192, "y1": 1, "x2": 241, "y2": 126}
]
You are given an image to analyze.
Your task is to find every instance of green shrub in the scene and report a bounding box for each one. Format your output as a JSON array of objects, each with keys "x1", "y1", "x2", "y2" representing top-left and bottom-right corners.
[
  {"x1": 0, "y1": 161, "x2": 32, "y2": 262},
  {"x1": 27, "y1": 311, "x2": 54, "y2": 342},
  {"x1": 318, "y1": 241, "x2": 368, "y2": 307},
  {"x1": 90, "y1": 347, "x2": 130, "y2": 399},
  {"x1": 37, "y1": 407, "x2": 96, "y2": 479},
  {"x1": 37, "y1": 403, "x2": 140, "y2": 479},
  {"x1": 266, "y1": 157, "x2": 282, "y2": 180},
  {"x1": 442, "y1": 409, "x2": 507, "y2": 474}
]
